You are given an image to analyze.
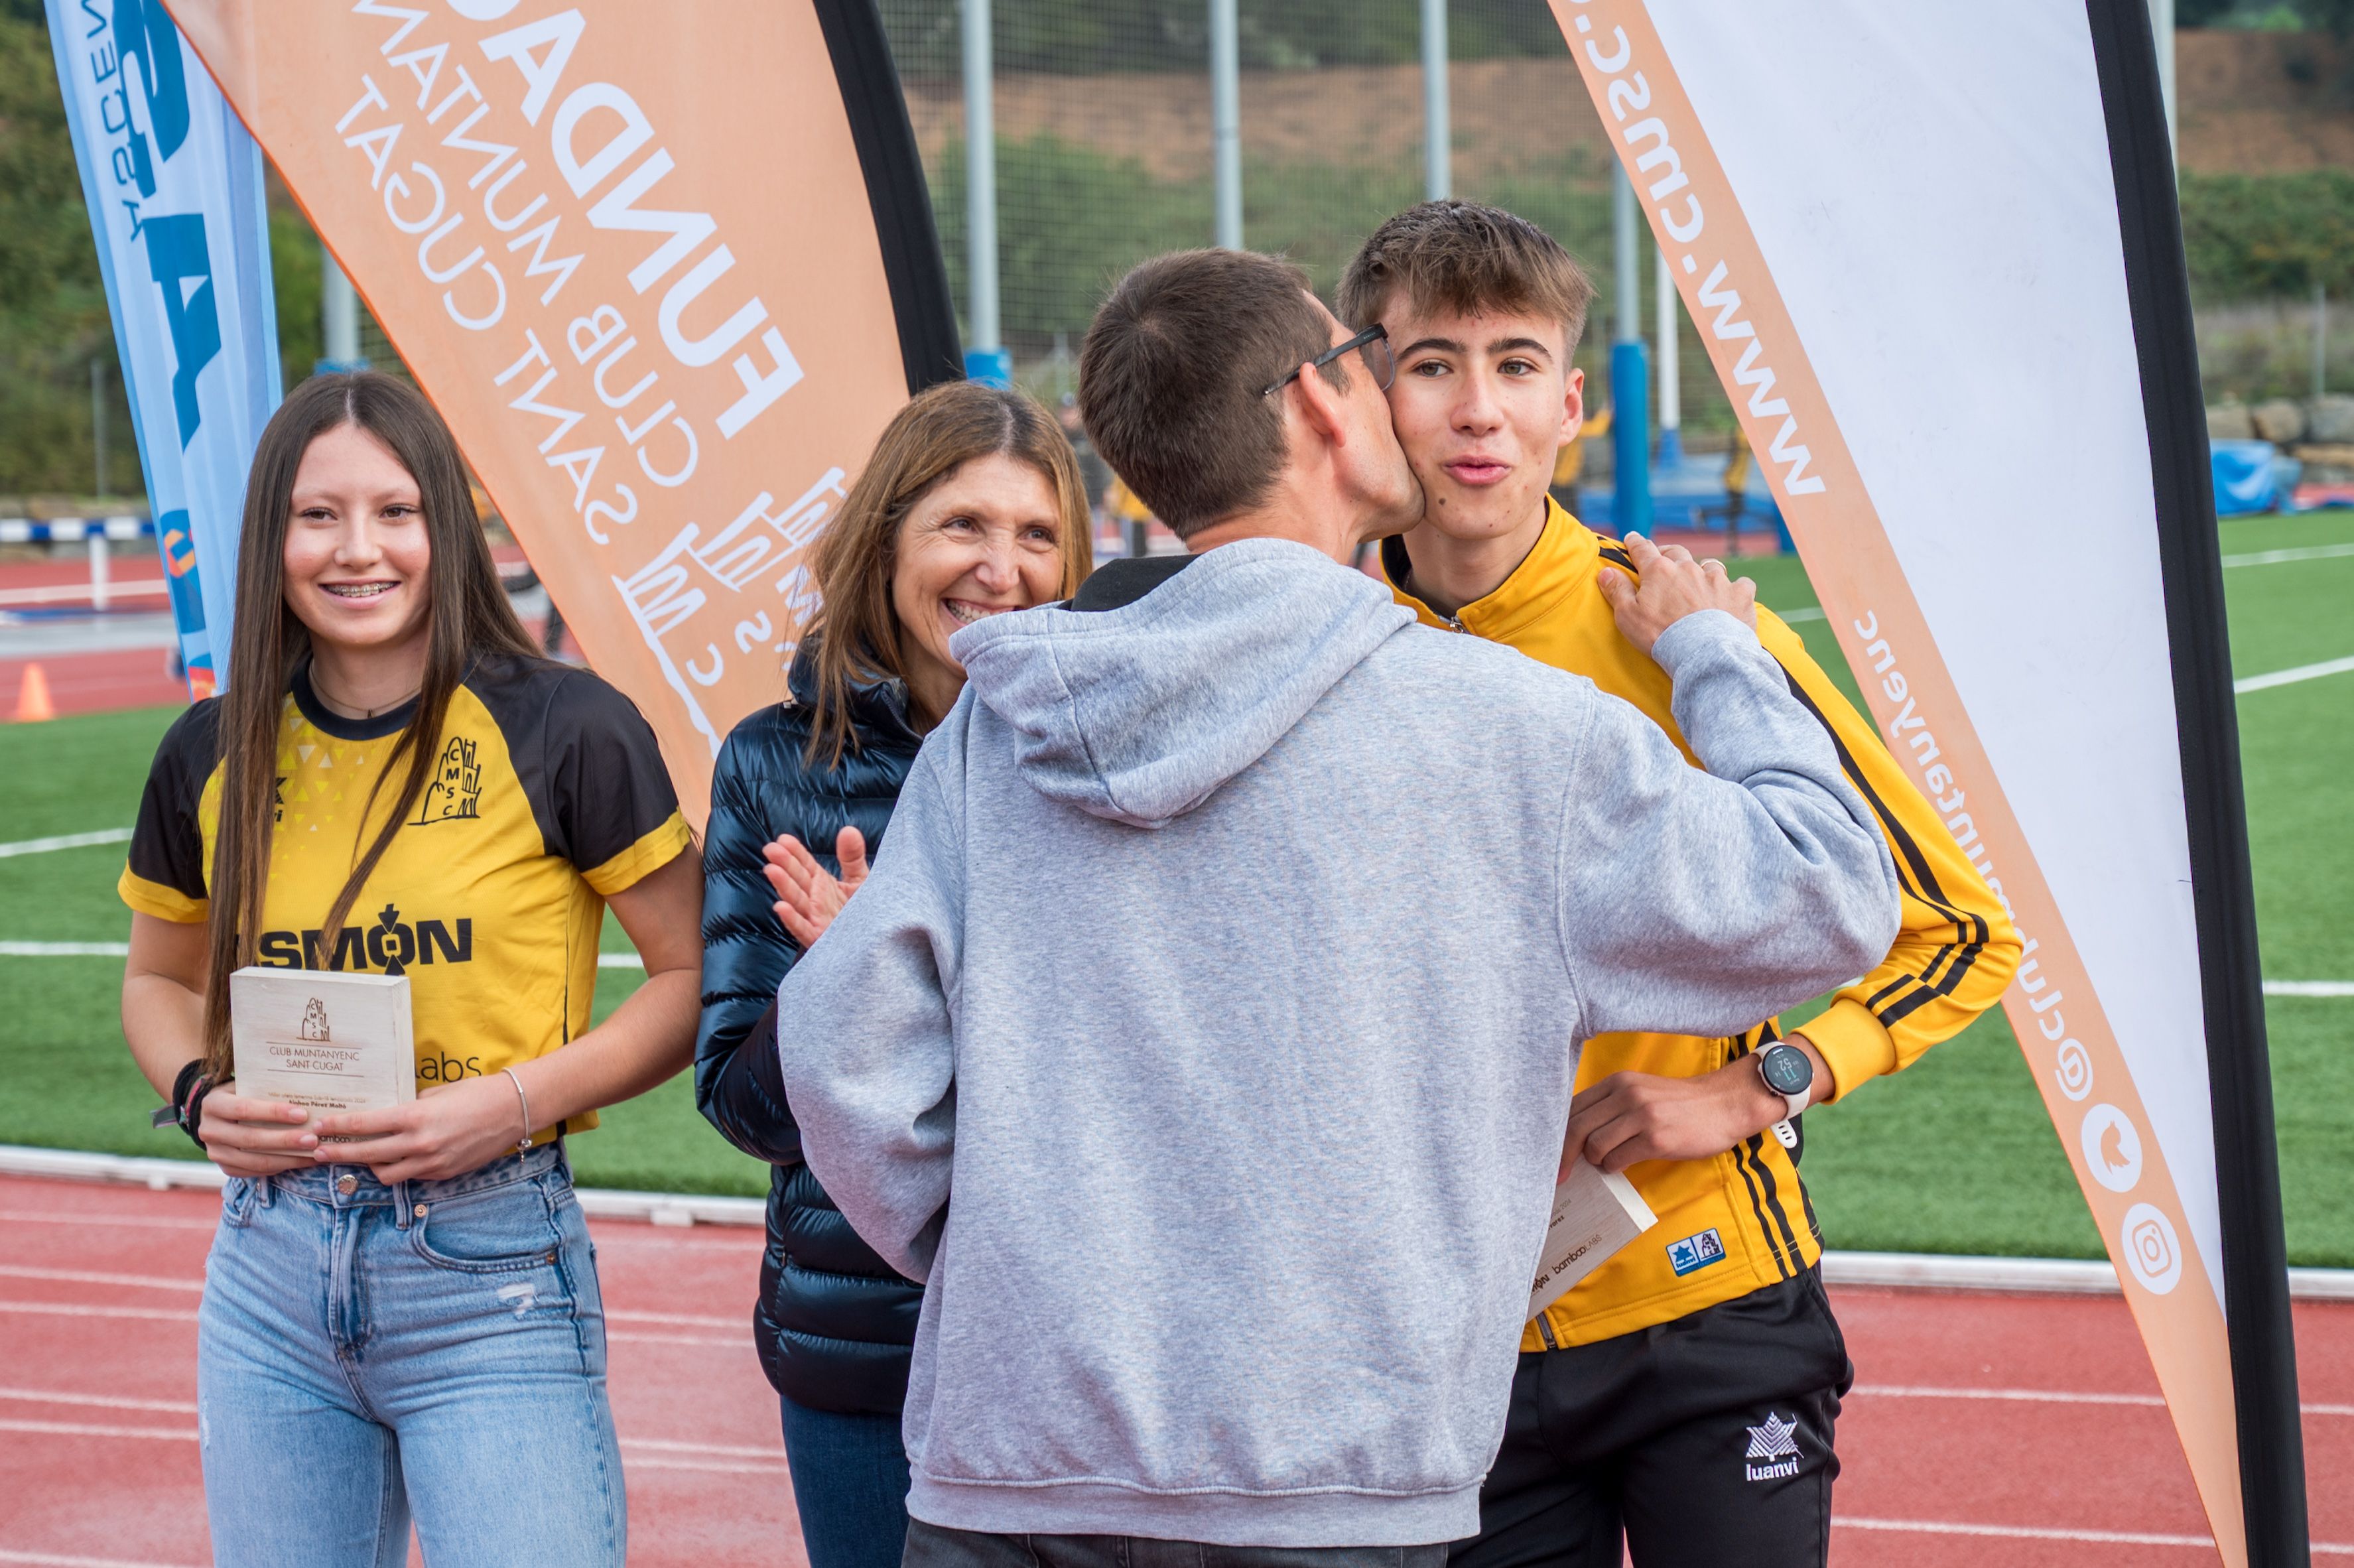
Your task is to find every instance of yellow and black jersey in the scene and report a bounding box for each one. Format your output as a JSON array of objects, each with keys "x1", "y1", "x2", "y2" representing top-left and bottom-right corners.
[
  {"x1": 1386, "y1": 499, "x2": 2021, "y2": 1349},
  {"x1": 120, "y1": 655, "x2": 693, "y2": 1134}
]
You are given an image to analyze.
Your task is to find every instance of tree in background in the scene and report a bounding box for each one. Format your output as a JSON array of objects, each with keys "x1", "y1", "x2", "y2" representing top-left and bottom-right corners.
[
  {"x1": 0, "y1": 9, "x2": 332, "y2": 497},
  {"x1": 0, "y1": 9, "x2": 124, "y2": 495},
  {"x1": 2180, "y1": 0, "x2": 2354, "y2": 33}
]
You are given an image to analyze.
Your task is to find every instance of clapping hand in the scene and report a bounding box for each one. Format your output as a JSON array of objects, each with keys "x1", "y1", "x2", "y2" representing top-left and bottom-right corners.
[{"x1": 763, "y1": 826, "x2": 869, "y2": 948}]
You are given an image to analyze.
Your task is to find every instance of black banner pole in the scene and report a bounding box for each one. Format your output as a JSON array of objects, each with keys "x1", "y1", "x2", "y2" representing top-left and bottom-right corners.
[
  {"x1": 815, "y1": 0, "x2": 967, "y2": 395},
  {"x1": 2085, "y1": 2, "x2": 2310, "y2": 1563}
]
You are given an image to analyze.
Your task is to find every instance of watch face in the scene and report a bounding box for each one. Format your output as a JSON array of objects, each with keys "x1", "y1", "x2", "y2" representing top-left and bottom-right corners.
[{"x1": 1760, "y1": 1044, "x2": 1813, "y2": 1096}]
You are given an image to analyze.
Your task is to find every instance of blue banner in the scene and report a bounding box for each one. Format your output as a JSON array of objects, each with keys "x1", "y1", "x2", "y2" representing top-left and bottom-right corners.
[{"x1": 46, "y1": 0, "x2": 280, "y2": 698}]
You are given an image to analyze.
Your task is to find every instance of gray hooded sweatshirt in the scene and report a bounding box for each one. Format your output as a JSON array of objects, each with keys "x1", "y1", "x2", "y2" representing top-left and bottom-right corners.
[{"x1": 775, "y1": 537, "x2": 1900, "y2": 1547}]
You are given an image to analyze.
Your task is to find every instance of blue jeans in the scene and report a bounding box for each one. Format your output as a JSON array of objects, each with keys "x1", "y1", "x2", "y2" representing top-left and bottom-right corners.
[
  {"x1": 197, "y1": 1142, "x2": 625, "y2": 1567},
  {"x1": 779, "y1": 1394, "x2": 912, "y2": 1568}
]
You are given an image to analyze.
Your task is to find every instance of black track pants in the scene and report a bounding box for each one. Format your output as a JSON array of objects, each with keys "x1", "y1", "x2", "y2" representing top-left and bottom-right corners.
[{"x1": 1452, "y1": 1269, "x2": 1852, "y2": 1568}]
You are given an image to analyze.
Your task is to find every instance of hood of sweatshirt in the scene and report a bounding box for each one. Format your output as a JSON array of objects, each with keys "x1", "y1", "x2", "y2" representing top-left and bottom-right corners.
[{"x1": 948, "y1": 538, "x2": 1415, "y2": 828}]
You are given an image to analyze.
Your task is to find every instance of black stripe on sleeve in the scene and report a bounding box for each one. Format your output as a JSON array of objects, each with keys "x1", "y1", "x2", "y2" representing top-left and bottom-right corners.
[
  {"x1": 1775, "y1": 667, "x2": 1994, "y2": 1022},
  {"x1": 1779, "y1": 670, "x2": 1955, "y2": 908},
  {"x1": 1865, "y1": 974, "x2": 1916, "y2": 1011}
]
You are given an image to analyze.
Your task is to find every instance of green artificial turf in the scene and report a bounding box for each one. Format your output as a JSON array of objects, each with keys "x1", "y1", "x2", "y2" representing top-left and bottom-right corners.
[
  {"x1": 0, "y1": 704, "x2": 765, "y2": 1195},
  {"x1": 0, "y1": 514, "x2": 2347, "y2": 1258},
  {"x1": 1730, "y1": 516, "x2": 2354, "y2": 1262}
]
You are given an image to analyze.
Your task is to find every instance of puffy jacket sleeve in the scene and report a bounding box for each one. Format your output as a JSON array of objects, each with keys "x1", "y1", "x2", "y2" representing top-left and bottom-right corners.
[
  {"x1": 777, "y1": 748, "x2": 964, "y2": 1285},
  {"x1": 694, "y1": 720, "x2": 807, "y2": 1166}
]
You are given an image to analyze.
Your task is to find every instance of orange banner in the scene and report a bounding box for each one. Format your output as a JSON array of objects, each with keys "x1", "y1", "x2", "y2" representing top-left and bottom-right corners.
[
  {"x1": 1550, "y1": 1, "x2": 2246, "y2": 1557},
  {"x1": 166, "y1": 0, "x2": 952, "y2": 825}
]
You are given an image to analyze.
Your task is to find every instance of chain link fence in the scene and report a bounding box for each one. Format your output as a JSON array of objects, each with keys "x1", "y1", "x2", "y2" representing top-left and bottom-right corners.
[{"x1": 875, "y1": 0, "x2": 1739, "y2": 458}]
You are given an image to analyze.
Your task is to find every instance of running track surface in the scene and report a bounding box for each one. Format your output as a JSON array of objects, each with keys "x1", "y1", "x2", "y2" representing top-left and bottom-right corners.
[
  {"x1": 2, "y1": 1173, "x2": 2347, "y2": 1566},
  {"x1": 0, "y1": 549, "x2": 547, "y2": 722}
]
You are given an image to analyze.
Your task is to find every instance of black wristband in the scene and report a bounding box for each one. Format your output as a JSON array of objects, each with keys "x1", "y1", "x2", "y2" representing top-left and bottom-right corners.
[
  {"x1": 169, "y1": 1059, "x2": 205, "y2": 1111},
  {"x1": 171, "y1": 1059, "x2": 212, "y2": 1149}
]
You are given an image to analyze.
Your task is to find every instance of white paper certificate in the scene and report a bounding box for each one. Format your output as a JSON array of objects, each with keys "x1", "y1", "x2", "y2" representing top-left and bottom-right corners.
[
  {"x1": 229, "y1": 968, "x2": 415, "y2": 1119},
  {"x1": 1528, "y1": 1160, "x2": 1660, "y2": 1321}
]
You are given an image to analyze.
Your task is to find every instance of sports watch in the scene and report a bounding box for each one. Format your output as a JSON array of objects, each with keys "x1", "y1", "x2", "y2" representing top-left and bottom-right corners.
[{"x1": 1755, "y1": 1041, "x2": 1815, "y2": 1120}]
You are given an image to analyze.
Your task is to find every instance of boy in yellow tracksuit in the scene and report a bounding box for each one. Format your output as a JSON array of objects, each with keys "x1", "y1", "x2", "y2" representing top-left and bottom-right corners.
[{"x1": 1340, "y1": 202, "x2": 2020, "y2": 1567}]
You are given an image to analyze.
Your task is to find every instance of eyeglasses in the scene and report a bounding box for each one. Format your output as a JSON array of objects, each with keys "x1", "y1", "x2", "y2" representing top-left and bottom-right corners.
[{"x1": 1262, "y1": 322, "x2": 1396, "y2": 398}]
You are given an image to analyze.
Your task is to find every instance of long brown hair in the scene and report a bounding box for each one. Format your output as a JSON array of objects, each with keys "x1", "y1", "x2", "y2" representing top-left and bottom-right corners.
[
  {"x1": 801, "y1": 381, "x2": 1092, "y2": 765},
  {"x1": 201, "y1": 372, "x2": 537, "y2": 1075}
]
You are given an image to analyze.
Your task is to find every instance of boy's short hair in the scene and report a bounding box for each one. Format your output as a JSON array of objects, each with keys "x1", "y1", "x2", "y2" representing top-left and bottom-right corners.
[
  {"x1": 1079, "y1": 248, "x2": 1341, "y2": 539},
  {"x1": 1337, "y1": 200, "x2": 1595, "y2": 352}
]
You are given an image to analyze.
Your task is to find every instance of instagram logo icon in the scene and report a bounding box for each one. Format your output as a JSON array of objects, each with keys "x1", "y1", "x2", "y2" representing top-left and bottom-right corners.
[
  {"x1": 2054, "y1": 1039, "x2": 2093, "y2": 1102},
  {"x1": 2121, "y1": 1203, "x2": 2183, "y2": 1295}
]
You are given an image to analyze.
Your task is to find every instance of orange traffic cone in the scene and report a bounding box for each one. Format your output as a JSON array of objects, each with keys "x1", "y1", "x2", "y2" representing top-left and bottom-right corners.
[{"x1": 15, "y1": 663, "x2": 55, "y2": 722}]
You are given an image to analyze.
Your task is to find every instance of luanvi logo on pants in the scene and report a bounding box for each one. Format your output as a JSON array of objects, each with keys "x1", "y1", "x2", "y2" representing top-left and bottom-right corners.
[{"x1": 1743, "y1": 1413, "x2": 1802, "y2": 1482}]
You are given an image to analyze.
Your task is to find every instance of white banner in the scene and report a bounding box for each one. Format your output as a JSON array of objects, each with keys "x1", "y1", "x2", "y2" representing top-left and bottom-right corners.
[{"x1": 1555, "y1": 3, "x2": 2305, "y2": 1561}]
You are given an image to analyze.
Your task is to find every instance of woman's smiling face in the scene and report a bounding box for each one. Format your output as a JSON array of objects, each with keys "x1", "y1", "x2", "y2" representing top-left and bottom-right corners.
[
  {"x1": 889, "y1": 452, "x2": 1068, "y2": 718},
  {"x1": 281, "y1": 422, "x2": 433, "y2": 659}
]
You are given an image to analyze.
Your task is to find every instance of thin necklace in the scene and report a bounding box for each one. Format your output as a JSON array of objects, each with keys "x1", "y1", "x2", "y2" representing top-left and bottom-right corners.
[{"x1": 312, "y1": 668, "x2": 422, "y2": 720}]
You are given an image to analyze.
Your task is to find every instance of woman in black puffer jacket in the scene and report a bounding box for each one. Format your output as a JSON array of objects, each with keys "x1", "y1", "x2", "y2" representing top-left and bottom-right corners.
[{"x1": 696, "y1": 381, "x2": 1090, "y2": 1568}]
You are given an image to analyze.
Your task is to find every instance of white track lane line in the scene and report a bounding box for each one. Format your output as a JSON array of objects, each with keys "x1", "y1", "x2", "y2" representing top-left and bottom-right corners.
[
  {"x1": 0, "y1": 1287, "x2": 746, "y2": 1348},
  {"x1": 606, "y1": 1330, "x2": 750, "y2": 1348},
  {"x1": 1835, "y1": 1517, "x2": 2354, "y2": 1554},
  {"x1": 0, "y1": 1201, "x2": 761, "y2": 1248},
  {"x1": 0, "y1": 1549, "x2": 204, "y2": 1568},
  {"x1": 621, "y1": 1436, "x2": 785, "y2": 1460},
  {"x1": 0, "y1": 1410, "x2": 784, "y2": 1472},
  {"x1": 1853, "y1": 1383, "x2": 2354, "y2": 1417},
  {"x1": 1855, "y1": 1382, "x2": 2161, "y2": 1407},
  {"x1": 623, "y1": 1455, "x2": 790, "y2": 1475},
  {"x1": 0, "y1": 1417, "x2": 190, "y2": 1442},
  {"x1": 0, "y1": 1388, "x2": 195, "y2": 1415},
  {"x1": 2237, "y1": 653, "x2": 2354, "y2": 694},
  {"x1": 2268, "y1": 980, "x2": 2354, "y2": 998},
  {"x1": 2222, "y1": 541, "x2": 2354, "y2": 567},
  {"x1": 0, "y1": 1210, "x2": 216, "y2": 1230},
  {"x1": 0, "y1": 1301, "x2": 196, "y2": 1323},
  {"x1": 0, "y1": 1264, "x2": 198, "y2": 1291},
  {"x1": 0, "y1": 828, "x2": 131, "y2": 859},
  {"x1": 0, "y1": 1266, "x2": 740, "y2": 1331},
  {"x1": 1833, "y1": 1518, "x2": 2211, "y2": 1549}
]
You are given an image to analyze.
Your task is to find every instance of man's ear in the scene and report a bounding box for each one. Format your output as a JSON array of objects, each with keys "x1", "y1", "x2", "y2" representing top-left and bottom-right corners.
[
  {"x1": 1289, "y1": 359, "x2": 1352, "y2": 452},
  {"x1": 1559, "y1": 364, "x2": 1587, "y2": 446}
]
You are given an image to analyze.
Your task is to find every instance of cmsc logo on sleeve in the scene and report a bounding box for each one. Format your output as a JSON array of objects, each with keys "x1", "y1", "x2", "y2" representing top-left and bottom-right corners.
[{"x1": 1667, "y1": 1228, "x2": 1727, "y2": 1277}]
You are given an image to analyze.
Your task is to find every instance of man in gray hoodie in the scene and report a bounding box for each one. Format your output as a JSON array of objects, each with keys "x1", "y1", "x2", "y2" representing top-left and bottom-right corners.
[{"x1": 774, "y1": 248, "x2": 1901, "y2": 1564}]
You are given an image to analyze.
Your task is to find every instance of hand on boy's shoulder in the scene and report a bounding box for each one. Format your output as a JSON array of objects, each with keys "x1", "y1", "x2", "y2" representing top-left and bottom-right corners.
[{"x1": 1597, "y1": 532, "x2": 1759, "y2": 657}]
